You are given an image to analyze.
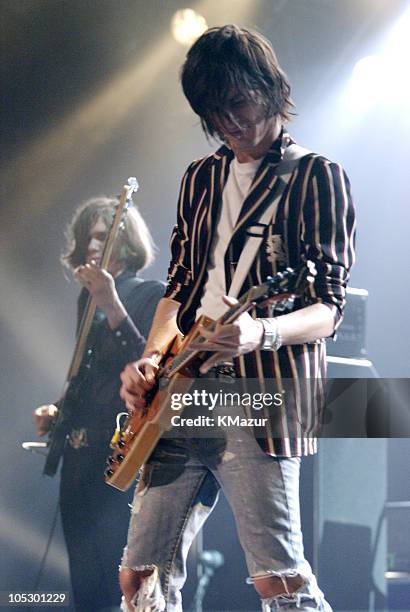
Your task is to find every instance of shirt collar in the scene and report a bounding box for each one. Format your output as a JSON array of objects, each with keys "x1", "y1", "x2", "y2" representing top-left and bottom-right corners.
[{"x1": 114, "y1": 268, "x2": 138, "y2": 288}]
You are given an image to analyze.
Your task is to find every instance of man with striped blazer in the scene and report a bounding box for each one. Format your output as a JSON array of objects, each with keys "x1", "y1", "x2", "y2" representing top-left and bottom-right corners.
[{"x1": 119, "y1": 25, "x2": 355, "y2": 612}]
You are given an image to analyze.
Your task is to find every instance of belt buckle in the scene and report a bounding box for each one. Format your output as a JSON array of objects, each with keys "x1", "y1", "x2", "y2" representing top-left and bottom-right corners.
[
  {"x1": 215, "y1": 364, "x2": 236, "y2": 384},
  {"x1": 68, "y1": 428, "x2": 89, "y2": 449}
]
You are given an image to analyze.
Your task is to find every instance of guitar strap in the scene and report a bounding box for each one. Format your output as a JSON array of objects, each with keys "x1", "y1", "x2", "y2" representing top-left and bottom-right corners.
[{"x1": 228, "y1": 144, "x2": 312, "y2": 299}]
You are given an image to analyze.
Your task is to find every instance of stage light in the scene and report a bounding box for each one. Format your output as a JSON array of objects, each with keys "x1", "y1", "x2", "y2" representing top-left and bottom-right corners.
[
  {"x1": 352, "y1": 55, "x2": 382, "y2": 87},
  {"x1": 347, "y1": 6, "x2": 410, "y2": 113},
  {"x1": 171, "y1": 9, "x2": 208, "y2": 46},
  {"x1": 349, "y1": 55, "x2": 384, "y2": 110},
  {"x1": 383, "y1": 5, "x2": 410, "y2": 103},
  {"x1": 385, "y1": 5, "x2": 410, "y2": 63}
]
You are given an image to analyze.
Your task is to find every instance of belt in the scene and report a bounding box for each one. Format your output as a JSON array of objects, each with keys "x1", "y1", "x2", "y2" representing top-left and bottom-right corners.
[
  {"x1": 67, "y1": 426, "x2": 113, "y2": 449},
  {"x1": 204, "y1": 364, "x2": 236, "y2": 383}
]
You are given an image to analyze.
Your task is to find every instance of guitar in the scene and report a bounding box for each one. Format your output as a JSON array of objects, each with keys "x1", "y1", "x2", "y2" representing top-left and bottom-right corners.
[
  {"x1": 105, "y1": 261, "x2": 316, "y2": 491},
  {"x1": 43, "y1": 177, "x2": 139, "y2": 476}
]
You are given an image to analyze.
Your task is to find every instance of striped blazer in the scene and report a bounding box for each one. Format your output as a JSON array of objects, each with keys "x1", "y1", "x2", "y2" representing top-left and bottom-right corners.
[{"x1": 165, "y1": 130, "x2": 356, "y2": 457}]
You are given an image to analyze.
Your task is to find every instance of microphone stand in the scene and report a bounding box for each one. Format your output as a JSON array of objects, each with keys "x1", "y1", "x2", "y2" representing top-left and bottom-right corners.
[{"x1": 190, "y1": 543, "x2": 225, "y2": 612}]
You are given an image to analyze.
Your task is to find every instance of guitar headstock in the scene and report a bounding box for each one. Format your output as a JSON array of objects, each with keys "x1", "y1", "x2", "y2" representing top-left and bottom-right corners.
[
  {"x1": 242, "y1": 261, "x2": 316, "y2": 311},
  {"x1": 123, "y1": 176, "x2": 139, "y2": 207},
  {"x1": 117, "y1": 177, "x2": 140, "y2": 231},
  {"x1": 100, "y1": 177, "x2": 139, "y2": 270}
]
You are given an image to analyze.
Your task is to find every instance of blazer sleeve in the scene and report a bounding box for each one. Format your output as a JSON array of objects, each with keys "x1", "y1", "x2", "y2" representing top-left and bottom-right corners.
[
  {"x1": 301, "y1": 157, "x2": 356, "y2": 333},
  {"x1": 164, "y1": 163, "x2": 195, "y2": 304}
]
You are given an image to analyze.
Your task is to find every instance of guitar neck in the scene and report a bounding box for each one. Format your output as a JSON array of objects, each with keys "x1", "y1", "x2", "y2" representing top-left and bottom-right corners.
[
  {"x1": 65, "y1": 179, "x2": 138, "y2": 382},
  {"x1": 161, "y1": 294, "x2": 257, "y2": 378},
  {"x1": 67, "y1": 295, "x2": 97, "y2": 380},
  {"x1": 161, "y1": 265, "x2": 312, "y2": 379}
]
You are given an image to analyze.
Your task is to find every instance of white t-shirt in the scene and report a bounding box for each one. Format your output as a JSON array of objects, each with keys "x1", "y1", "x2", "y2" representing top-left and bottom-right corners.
[{"x1": 197, "y1": 156, "x2": 263, "y2": 320}]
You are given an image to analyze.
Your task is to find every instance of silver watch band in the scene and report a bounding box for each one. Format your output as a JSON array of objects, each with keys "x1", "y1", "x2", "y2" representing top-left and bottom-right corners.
[{"x1": 259, "y1": 318, "x2": 283, "y2": 351}]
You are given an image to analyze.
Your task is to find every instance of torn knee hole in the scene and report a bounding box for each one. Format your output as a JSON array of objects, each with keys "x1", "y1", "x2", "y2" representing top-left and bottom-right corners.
[
  {"x1": 251, "y1": 572, "x2": 306, "y2": 599},
  {"x1": 120, "y1": 565, "x2": 155, "y2": 590},
  {"x1": 120, "y1": 565, "x2": 165, "y2": 611}
]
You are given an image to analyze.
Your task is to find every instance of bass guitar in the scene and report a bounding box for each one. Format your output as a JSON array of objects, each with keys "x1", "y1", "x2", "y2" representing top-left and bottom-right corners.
[{"x1": 43, "y1": 177, "x2": 139, "y2": 476}]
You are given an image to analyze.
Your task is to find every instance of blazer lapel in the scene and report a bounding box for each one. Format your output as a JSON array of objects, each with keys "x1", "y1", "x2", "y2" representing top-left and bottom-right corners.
[{"x1": 231, "y1": 130, "x2": 292, "y2": 238}]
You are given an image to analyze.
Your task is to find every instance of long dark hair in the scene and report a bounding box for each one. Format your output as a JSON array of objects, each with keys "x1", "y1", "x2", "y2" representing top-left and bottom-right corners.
[
  {"x1": 181, "y1": 25, "x2": 294, "y2": 140},
  {"x1": 62, "y1": 196, "x2": 155, "y2": 272}
]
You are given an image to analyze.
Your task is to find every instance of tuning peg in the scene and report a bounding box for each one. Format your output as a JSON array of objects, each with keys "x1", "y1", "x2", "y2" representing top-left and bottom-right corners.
[{"x1": 127, "y1": 177, "x2": 139, "y2": 192}]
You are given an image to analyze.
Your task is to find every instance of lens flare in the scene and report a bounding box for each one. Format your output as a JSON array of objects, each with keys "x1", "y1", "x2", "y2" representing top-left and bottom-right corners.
[{"x1": 171, "y1": 9, "x2": 208, "y2": 46}]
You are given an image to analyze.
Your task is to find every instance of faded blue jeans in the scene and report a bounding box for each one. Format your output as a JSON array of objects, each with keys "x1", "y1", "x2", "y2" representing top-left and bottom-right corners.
[{"x1": 120, "y1": 403, "x2": 332, "y2": 611}]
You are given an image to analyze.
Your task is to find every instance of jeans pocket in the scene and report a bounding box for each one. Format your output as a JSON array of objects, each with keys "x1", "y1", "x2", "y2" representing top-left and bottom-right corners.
[{"x1": 135, "y1": 463, "x2": 156, "y2": 497}]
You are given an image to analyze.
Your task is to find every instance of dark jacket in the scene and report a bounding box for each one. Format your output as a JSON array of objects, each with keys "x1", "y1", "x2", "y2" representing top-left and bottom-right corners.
[{"x1": 70, "y1": 270, "x2": 165, "y2": 430}]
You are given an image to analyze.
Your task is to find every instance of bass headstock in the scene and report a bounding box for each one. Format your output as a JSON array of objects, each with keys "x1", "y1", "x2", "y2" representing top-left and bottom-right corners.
[{"x1": 100, "y1": 177, "x2": 139, "y2": 269}]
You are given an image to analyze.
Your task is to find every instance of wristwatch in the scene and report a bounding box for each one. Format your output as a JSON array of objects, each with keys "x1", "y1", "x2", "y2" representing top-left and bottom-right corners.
[{"x1": 259, "y1": 318, "x2": 283, "y2": 351}]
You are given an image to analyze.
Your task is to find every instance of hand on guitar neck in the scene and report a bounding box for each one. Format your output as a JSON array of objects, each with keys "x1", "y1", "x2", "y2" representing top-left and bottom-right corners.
[
  {"x1": 74, "y1": 262, "x2": 127, "y2": 330},
  {"x1": 192, "y1": 295, "x2": 264, "y2": 373}
]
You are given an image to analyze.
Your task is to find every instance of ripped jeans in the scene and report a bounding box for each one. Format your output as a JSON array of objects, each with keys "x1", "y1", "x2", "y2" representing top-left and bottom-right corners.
[{"x1": 120, "y1": 403, "x2": 332, "y2": 611}]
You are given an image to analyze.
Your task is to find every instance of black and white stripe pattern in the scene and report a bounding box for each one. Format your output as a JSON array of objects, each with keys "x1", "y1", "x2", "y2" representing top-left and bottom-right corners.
[{"x1": 165, "y1": 130, "x2": 356, "y2": 457}]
